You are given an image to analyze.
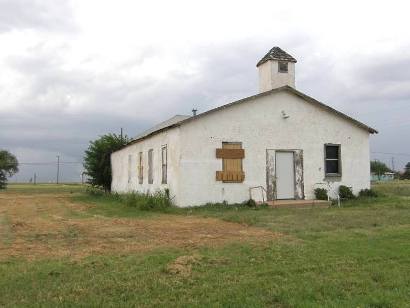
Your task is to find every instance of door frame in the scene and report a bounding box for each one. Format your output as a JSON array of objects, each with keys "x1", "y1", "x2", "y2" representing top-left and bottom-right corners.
[
  {"x1": 266, "y1": 149, "x2": 305, "y2": 201},
  {"x1": 274, "y1": 150, "x2": 296, "y2": 200}
]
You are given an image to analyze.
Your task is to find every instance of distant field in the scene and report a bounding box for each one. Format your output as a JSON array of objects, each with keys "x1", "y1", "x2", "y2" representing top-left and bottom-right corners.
[
  {"x1": 3, "y1": 183, "x2": 86, "y2": 194},
  {"x1": 0, "y1": 182, "x2": 409, "y2": 307}
]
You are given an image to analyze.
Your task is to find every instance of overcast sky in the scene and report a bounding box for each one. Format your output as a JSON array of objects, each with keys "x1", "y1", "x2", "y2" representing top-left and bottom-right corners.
[{"x1": 1, "y1": 0, "x2": 410, "y2": 183}]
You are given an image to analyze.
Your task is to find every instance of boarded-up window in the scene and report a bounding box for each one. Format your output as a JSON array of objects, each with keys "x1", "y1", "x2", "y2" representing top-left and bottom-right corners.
[
  {"x1": 325, "y1": 144, "x2": 341, "y2": 176},
  {"x1": 127, "y1": 154, "x2": 132, "y2": 183},
  {"x1": 138, "y1": 152, "x2": 143, "y2": 184},
  {"x1": 215, "y1": 142, "x2": 245, "y2": 182},
  {"x1": 161, "y1": 145, "x2": 167, "y2": 184},
  {"x1": 148, "y1": 149, "x2": 153, "y2": 184}
]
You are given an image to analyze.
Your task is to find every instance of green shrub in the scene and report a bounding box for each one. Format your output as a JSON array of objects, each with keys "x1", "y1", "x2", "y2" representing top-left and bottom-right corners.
[
  {"x1": 244, "y1": 199, "x2": 257, "y2": 207},
  {"x1": 86, "y1": 185, "x2": 105, "y2": 196},
  {"x1": 122, "y1": 190, "x2": 173, "y2": 211},
  {"x1": 164, "y1": 188, "x2": 170, "y2": 199},
  {"x1": 339, "y1": 185, "x2": 355, "y2": 199},
  {"x1": 102, "y1": 190, "x2": 173, "y2": 211},
  {"x1": 359, "y1": 188, "x2": 378, "y2": 198},
  {"x1": 314, "y1": 188, "x2": 328, "y2": 200}
]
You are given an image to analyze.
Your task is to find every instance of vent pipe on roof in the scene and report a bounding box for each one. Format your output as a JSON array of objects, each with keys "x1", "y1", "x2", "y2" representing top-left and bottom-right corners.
[{"x1": 192, "y1": 109, "x2": 197, "y2": 116}]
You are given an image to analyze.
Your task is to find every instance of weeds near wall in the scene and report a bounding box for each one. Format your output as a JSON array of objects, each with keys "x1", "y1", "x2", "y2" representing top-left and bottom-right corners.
[
  {"x1": 358, "y1": 188, "x2": 379, "y2": 198},
  {"x1": 85, "y1": 186, "x2": 173, "y2": 211},
  {"x1": 124, "y1": 190, "x2": 173, "y2": 211},
  {"x1": 338, "y1": 185, "x2": 356, "y2": 200},
  {"x1": 314, "y1": 188, "x2": 328, "y2": 200}
]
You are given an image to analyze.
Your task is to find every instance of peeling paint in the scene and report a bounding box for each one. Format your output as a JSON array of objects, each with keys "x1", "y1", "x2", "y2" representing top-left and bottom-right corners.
[
  {"x1": 294, "y1": 150, "x2": 304, "y2": 199},
  {"x1": 112, "y1": 89, "x2": 372, "y2": 207},
  {"x1": 266, "y1": 149, "x2": 276, "y2": 201},
  {"x1": 266, "y1": 149, "x2": 304, "y2": 201}
]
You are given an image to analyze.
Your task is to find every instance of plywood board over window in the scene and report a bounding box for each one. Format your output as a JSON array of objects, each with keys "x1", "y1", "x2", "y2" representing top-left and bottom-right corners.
[{"x1": 216, "y1": 142, "x2": 245, "y2": 183}]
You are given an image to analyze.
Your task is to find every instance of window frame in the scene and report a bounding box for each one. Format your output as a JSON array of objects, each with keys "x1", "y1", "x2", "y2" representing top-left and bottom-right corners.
[
  {"x1": 324, "y1": 143, "x2": 342, "y2": 177},
  {"x1": 161, "y1": 145, "x2": 167, "y2": 184},
  {"x1": 278, "y1": 61, "x2": 288, "y2": 73},
  {"x1": 138, "y1": 152, "x2": 143, "y2": 184},
  {"x1": 127, "y1": 154, "x2": 132, "y2": 183},
  {"x1": 148, "y1": 149, "x2": 154, "y2": 184}
]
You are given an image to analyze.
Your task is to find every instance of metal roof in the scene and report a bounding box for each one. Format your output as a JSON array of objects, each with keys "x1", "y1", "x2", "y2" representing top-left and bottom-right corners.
[{"x1": 132, "y1": 115, "x2": 191, "y2": 141}]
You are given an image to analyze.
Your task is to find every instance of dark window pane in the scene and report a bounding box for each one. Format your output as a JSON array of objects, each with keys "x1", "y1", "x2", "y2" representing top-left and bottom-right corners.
[
  {"x1": 326, "y1": 160, "x2": 339, "y2": 174},
  {"x1": 326, "y1": 145, "x2": 339, "y2": 159},
  {"x1": 278, "y1": 62, "x2": 288, "y2": 73}
]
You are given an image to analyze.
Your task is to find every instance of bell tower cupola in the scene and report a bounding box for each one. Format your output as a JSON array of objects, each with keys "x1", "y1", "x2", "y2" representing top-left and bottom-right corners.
[{"x1": 257, "y1": 46, "x2": 297, "y2": 92}]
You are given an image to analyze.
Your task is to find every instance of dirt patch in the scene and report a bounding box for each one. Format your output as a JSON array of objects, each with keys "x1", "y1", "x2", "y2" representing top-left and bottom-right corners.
[
  {"x1": 0, "y1": 193, "x2": 279, "y2": 260},
  {"x1": 166, "y1": 255, "x2": 202, "y2": 277}
]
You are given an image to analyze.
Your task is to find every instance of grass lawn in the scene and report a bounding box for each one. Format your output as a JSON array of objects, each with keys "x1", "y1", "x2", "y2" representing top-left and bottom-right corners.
[
  {"x1": 0, "y1": 182, "x2": 409, "y2": 307},
  {"x1": 3, "y1": 183, "x2": 86, "y2": 194}
]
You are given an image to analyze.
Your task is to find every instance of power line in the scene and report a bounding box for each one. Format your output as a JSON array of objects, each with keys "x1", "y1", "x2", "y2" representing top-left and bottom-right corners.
[
  {"x1": 371, "y1": 151, "x2": 410, "y2": 157},
  {"x1": 19, "y1": 161, "x2": 83, "y2": 165}
]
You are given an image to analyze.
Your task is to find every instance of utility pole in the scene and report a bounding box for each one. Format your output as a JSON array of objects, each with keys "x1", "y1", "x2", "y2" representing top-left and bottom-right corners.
[
  {"x1": 391, "y1": 157, "x2": 395, "y2": 171},
  {"x1": 120, "y1": 127, "x2": 123, "y2": 142},
  {"x1": 34, "y1": 173, "x2": 37, "y2": 185},
  {"x1": 56, "y1": 155, "x2": 60, "y2": 184}
]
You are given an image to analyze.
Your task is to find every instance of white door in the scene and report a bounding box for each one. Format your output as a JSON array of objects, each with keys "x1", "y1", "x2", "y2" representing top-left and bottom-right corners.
[{"x1": 275, "y1": 151, "x2": 295, "y2": 199}]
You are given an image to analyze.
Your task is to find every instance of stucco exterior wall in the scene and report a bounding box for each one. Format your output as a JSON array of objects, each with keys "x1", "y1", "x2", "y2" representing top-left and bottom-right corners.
[
  {"x1": 112, "y1": 90, "x2": 371, "y2": 208},
  {"x1": 258, "y1": 60, "x2": 295, "y2": 92},
  {"x1": 176, "y1": 91, "x2": 370, "y2": 207},
  {"x1": 111, "y1": 127, "x2": 182, "y2": 204}
]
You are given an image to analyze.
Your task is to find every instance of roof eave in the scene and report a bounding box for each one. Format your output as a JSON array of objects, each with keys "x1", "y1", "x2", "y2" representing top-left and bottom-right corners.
[
  {"x1": 114, "y1": 85, "x2": 377, "y2": 155},
  {"x1": 282, "y1": 86, "x2": 378, "y2": 134},
  {"x1": 256, "y1": 58, "x2": 297, "y2": 67}
]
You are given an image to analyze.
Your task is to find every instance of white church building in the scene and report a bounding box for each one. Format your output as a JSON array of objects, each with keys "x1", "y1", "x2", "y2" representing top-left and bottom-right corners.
[{"x1": 111, "y1": 47, "x2": 377, "y2": 207}]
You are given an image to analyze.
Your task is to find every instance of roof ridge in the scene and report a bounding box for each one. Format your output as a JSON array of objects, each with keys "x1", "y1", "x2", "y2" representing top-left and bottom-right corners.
[
  {"x1": 256, "y1": 46, "x2": 297, "y2": 67},
  {"x1": 123, "y1": 86, "x2": 377, "y2": 148}
]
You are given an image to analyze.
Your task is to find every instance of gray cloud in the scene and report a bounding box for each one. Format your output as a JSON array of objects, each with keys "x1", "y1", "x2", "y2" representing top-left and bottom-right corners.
[
  {"x1": 295, "y1": 49, "x2": 410, "y2": 170},
  {"x1": 0, "y1": 0, "x2": 76, "y2": 33},
  {"x1": 2, "y1": 35, "x2": 410, "y2": 182}
]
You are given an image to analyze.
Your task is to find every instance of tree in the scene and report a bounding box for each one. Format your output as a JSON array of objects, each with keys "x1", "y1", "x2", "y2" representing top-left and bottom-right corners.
[
  {"x1": 402, "y1": 162, "x2": 410, "y2": 180},
  {"x1": 370, "y1": 160, "x2": 391, "y2": 180},
  {"x1": 83, "y1": 133, "x2": 129, "y2": 192},
  {"x1": 0, "y1": 150, "x2": 19, "y2": 189}
]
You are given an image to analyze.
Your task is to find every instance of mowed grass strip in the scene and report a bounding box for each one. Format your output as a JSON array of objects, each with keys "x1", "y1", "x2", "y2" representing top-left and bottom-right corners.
[
  {"x1": 0, "y1": 181, "x2": 409, "y2": 307},
  {"x1": 1, "y1": 183, "x2": 86, "y2": 195},
  {"x1": 1, "y1": 238, "x2": 409, "y2": 307}
]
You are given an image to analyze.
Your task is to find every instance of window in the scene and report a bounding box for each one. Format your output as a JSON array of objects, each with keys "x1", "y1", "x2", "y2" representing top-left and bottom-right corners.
[
  {"x1": 148, "y1": 149, "x2": 153, "y2": 184},
  {"x1": 325, "y1": 144, "x2": 341, "y2": 176},
  {"x1": 161, "y1": 145, "x2": 167, "y2": 184},
  {"x1": 278, "y1": 61, "x2": 288, "y2": 73},
  {"x1": 138, "y1": 152, "x2": 143, "y2": 184},
  {"x1": 215, "y1": 142, "x2": 245, "y2": 182},
  {"x1": 127, "y1": 154, "x2": 132, "y2": 183}
]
